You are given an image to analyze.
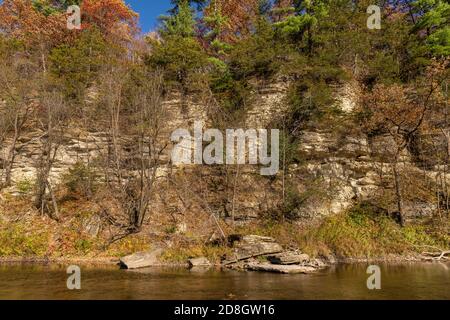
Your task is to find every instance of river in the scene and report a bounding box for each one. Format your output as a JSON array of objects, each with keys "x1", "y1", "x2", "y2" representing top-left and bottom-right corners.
[{"x1": 0, "y1": 262, "x2": 448, "y2": 300}]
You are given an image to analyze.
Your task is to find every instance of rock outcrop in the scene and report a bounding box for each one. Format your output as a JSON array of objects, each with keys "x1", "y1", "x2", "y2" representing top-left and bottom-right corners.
[
  {"x1": 267, "y1": 252, "x2": 310, "y2": 265},
  {"x1": 223, "y1": 235, "x2": 327, "y2": 274},
  {"x1": 245, "y1": 263, "x2": 317, "y2": 274},
  {"x1": 223, "y1": 235, "x2": 283, "y2": 265},
  {"x1": 1, "y1": 79, "x2": 446, "y2": 224},
  {"x1": 119, "y1": 248, "x2": 164, "y2": 269}
]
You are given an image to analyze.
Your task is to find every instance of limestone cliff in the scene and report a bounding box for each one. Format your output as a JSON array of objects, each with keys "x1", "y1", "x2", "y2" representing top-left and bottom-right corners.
[{"x1": 0, "y1": 79, "x2": 447, "y2": 226}]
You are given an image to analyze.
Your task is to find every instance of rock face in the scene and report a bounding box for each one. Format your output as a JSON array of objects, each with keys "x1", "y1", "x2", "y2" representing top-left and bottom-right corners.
[
  {"x1": 188, "y1": 257, "x2": 211, "y2": 268},
  {"x1": 245, "y1": 80, "x2": 290, "y2": 128},
  {"x1": 223, "y1": 235, "x2": 283, "y2": 264},
  {"x1": 119, "y1": 248, "x2": 164, "y2": 269},
  {"x1": 0, "y1": 91, "x2": 208, "y2": 188},
  {"x1": 223, "y1": 235, "x2": 327, "y2": 274},
  {"x1": 1, "y1": 79, "x2": 446, "y2": 224}
]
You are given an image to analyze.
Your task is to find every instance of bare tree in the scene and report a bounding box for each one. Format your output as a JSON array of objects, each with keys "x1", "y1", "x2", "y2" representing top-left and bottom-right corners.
[
  {"x1": 98, "y1": 66, "x2": 169, "y2": 242},
  {"x1": 362, "y1": 59, "x2": 448, "y2": 226},
  {"x1": 0, "y1": 56, "x2": 37, "y2": 189},
  {"x1": 127, "y1": 70, "x2": 167, "y2": 232},
  {"x1": 34, "y1": 90, "x2": 70, "y2": 221}
]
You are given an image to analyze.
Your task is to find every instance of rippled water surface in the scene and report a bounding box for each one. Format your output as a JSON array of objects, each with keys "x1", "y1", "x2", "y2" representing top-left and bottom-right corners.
[{"x1": 0, "y1": 263, "x2": 448, "y2": 300}]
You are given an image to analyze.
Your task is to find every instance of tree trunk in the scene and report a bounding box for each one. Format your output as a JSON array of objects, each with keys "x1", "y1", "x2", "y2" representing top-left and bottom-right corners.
[
  {"x1": 47, "y1": 181, "x2": 60, "y2": 221},
  {"x1": 34, "y1": 176, "x2": 47, "y2": 212},
  {"x1": 392, "y1": 161, "x2": 405, "y2": 227},
  {"x1": 231, "y1": 164, "x2": 240, "y2": 225},
  {"x1": 3, "y1": 136, "x2": 18, "y2": 187},
  {"x1": 2, "y1": 114, "x2": 22, "y2": 188}
]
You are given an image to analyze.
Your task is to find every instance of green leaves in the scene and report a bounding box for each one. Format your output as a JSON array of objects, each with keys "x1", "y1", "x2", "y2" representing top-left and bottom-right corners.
[
  {"x1": 160, "y1": 0, "x2": 197, "y2": 38},
  {"x1": 147, "y1": 35, "x2": 207, "y2": 89},
  {"x1": 49, "y1": 27, "x2": 106, "y2": 99},
  {"x1": 427, "y1": 26, "x2": 450, "y2": 56},
  {"x1": 274, "y1": 0, "x2": 330, "y2": 53},
  {"x1": 275, "y1": 14, "x2": 314, "y2": 37},
  {"x1": 32, "y1": 0, "x2": 81, "y2": 16},
  {"x1": 412, "y1": 0, "x2": 450, "y2": 57}
]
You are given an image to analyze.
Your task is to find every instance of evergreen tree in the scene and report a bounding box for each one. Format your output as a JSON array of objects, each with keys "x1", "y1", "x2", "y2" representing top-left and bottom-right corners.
[
  {"x1": 161, "y1": 0, "x2": 197, "y2": 38},
  {"x1": 203, "y1": 0, "x2": 233, "y2": 55},
  {"x1": 275, "y1": 0, "x2": 330, "y2": 53},
  {"x1": 49, "y1": 27, "x2": 106, "y2": 99},
  {"x1": 149, "y1": 0, "x2": 207, "y2": 91},
  {"x1": 412, "y1": 0, "x2": 450, "y2": 57}
]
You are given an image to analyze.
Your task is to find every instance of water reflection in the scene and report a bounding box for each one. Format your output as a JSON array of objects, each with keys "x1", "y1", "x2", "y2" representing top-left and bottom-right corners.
[{"x1": 0, "y1": 263, "x2": 448, "y2": 300}]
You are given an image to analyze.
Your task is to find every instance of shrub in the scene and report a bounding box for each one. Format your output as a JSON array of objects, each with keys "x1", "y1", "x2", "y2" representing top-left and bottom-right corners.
[
  {"x1": 62, "y1": 162, "x2": 98, "y2": 198},
  {"x1": 74, "y1": 238, "x2": 93, "y2": 255},
  {"x1": 301, "y1": 202, "x2": 449, "y2": 258},
  {"x1": 0, "y1": 223, "x2": 48, "y2": 257},
  {"x1": 15, "y1": 178, "x2": 34, "y2": 194}
]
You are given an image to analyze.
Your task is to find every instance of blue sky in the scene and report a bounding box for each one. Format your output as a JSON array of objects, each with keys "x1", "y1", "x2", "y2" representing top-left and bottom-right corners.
[{"x1": 126, "y1": 0, "x2": 173, "y2": 33}]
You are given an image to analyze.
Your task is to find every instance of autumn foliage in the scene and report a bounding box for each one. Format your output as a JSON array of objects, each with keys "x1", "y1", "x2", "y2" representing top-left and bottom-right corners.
[
  {"x1": 203, "y1": 0, "x2": 259, "y2": 42},
  {"x1": 0, "y1": 0, "x2": 69, "y2": 48},
  {"x1": 81, "y1": 0, "x2": 138, "y2": 41},
  {"x1": 0, "y1": 0, "x2": 138, "y2": 48},
  {"x1": 0, "y1": 0, "x2": 448, "y2": 259}
]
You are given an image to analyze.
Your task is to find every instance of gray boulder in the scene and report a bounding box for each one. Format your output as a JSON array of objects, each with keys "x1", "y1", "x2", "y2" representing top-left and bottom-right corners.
[
  {"x1": 267, "y1": 252, "x2": 310, "y2": 265},
  {"x1": 234, "y1": 242, "x2": 283, "y2": 260},
  {"x1": 246, "y1": 262, "x2": 317, "y2": 274},
  {"x1": 120, "y1": 248, "x2": 164, "y2": 269},
  {"x1": 223, "y1": 235, "x2": 283, "y2": 265},
  {"x1": 188, "y1": 257, "x2": 212, "y2": 268}
]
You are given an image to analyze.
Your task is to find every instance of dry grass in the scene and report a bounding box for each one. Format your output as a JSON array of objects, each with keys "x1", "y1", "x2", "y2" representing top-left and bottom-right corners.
[{"x1": 236, "y1": 203, "x2": 449, "y2": 260}]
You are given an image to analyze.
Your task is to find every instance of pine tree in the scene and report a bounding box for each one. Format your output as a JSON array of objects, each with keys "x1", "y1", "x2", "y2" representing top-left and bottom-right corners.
[
  {"x1": 49, "y1": 27, "x2": 107, "y2": 99},
  {"x1": 150, "y1": 0, "x2": 207, "y2": 91},
  {"x1": 274, "y1": 0, "x2": 330, "y2": 54},
  {"x1": 161, "y1": 0, "x2": 197, "y2": 38},
  {"x1": 411, "y1": 0, "x2": 450, "y2": 57}
]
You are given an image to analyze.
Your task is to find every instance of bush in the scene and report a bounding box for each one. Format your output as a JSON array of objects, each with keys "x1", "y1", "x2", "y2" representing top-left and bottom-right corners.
[
  {"x1": 0, "y1": 223, "x2": 48, "y2": 257},
  {"x1": 15, "y1": 178, "x2": 34, "y2": 194},
  {"x1": 147, "y1": 36, "x2": 208, "y2": 91},
  {"x1": 74, "y1": 238, "x2": 93, "y2": 255},
  {"x1": 62, "y1": 162, "x2": 97, "y2": 198},
  {"x1": 264, "y1": 188, "x2": 305, "y2": 221},
  {"x1": 301, "y1": 202, "x2": 449, "y2": 258}
]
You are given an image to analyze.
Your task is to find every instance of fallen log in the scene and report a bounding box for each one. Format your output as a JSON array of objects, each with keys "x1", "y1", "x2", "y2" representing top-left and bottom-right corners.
[{"x1": 421, "y1": 250, "x2": 450, "y2": 261}]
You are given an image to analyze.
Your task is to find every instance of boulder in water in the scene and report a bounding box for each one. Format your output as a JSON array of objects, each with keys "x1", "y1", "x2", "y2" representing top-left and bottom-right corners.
[{"x1": 246, "y1": 262, "x2": 317, "y2": 274}]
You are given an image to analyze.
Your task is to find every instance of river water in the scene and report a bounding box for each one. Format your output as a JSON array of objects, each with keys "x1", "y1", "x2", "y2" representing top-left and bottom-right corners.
[{"x1": 0, "y1": 262, "x2": 448, "y2": 300}]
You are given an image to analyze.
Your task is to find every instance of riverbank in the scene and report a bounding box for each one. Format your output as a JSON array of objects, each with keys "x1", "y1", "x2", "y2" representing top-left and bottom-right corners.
[
  {"x1": 1, "y1": 196, "x2": 448, "y2": 266},
  {"x1": 0, "y1": 256, "x2": 120, "y2": 266},
  {"x1": 0, "y1": 249, "x2": 444, "y2": 268}
]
